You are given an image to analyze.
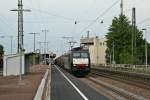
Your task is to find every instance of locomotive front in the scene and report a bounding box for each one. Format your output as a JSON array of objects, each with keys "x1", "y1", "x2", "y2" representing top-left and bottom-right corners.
[{"x1": 70, "y1": 50, "x2": 90, "y2": 76}]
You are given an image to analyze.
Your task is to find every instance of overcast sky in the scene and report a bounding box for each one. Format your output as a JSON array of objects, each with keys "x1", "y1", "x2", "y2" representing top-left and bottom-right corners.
[{"x1": 0, "y1": 0, "x2": 150, "y2": 55}]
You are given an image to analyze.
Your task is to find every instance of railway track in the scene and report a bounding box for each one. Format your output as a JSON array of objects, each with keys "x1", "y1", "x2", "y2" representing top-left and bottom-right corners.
[
  {"x1": 91, "y1": 68, "x2": 150, "y2": 90},
  {"x1": 87, "y1": 77, "x2": 148, "y2": 100},
  {"x1": 81, "y1": 68, "x2": 150, "y2": 100}
]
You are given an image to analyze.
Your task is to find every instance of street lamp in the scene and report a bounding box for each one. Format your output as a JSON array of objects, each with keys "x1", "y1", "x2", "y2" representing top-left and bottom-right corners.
[
  {"x1": 29, "y1": 33, "x2": 40, "y2": 52},
  {"x1": 42, "y1": 29, "x2": 49, "y2": 65},
  {"x1": 142, "y1": 28, "x2": 147, "y2": 70}
]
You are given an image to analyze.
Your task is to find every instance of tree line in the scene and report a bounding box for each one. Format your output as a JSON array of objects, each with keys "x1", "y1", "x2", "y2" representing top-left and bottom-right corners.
[{"x1": 106, "y1": 15, "x2": 149, "y2": 65}]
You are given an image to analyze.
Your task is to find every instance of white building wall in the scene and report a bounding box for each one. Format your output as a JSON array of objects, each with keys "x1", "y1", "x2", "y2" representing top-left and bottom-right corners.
[
  {"x1": 81, "y1": 37, "x2": 107, "y2": 65},
  {"x1": 89, "y1": 45, "x2": 95, "y2": 65},
  {"x1": 3, "y1": 54, "x2": 25, "y2": 76}
]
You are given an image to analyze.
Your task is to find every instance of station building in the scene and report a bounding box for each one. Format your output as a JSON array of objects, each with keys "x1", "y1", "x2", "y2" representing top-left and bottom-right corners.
[{"x1": 80, "y1": 36, "x2": 107, "y2": 65}]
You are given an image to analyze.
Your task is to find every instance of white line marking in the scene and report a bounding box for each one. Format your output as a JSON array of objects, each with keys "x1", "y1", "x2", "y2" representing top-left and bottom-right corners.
[{"x1": 55, "y1": 65, "x2": 89, "y2": 100}]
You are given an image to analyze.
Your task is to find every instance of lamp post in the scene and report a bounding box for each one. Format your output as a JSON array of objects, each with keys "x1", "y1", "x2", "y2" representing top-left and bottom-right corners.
[
  {"x1": 42, "y1": 29, "x2": 48, "y2": 64},
  {"x1": 38, "y1": 42, "x2": 42, "y2": 54},
  {"x1": 29, "y1": 33, "x2": 40, "y2": 52},
  {"x1": 142, "y1": 28, "x2": 147, "y2": 70}
]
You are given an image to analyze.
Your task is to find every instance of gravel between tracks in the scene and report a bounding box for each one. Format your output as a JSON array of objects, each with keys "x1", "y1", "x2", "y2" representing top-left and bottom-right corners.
[
  {"x1": 90, "y1": 74, "x2": 150, "y2": 99},
  {"x1": 80, "y1": 77, "x2": 125, "y2": 100}
]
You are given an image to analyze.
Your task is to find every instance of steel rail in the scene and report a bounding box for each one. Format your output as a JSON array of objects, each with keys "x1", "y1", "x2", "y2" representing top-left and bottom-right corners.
[{"x1": 91, "y1": 68, "x2": 150, "y2": 91}]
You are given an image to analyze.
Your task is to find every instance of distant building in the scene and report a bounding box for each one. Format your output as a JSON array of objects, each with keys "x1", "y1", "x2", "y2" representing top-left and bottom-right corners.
[{"x1": 80, "y1": 36, "x2": 107, "y2": 65}]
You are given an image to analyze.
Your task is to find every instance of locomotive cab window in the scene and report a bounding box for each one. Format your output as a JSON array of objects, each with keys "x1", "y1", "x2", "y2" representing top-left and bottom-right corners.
[
  {"x1": 81, "y1": 53, "x2": 88, "y2": 58},
  {"x1": 73, "y1": 53, "x2": 80, "y2": 58}
]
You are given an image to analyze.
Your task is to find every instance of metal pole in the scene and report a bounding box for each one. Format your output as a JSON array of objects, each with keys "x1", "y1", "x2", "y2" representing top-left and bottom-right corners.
[
  {"x1": 96, "y1": 38, "x2": 98, "y2": 65},
  {"x1": 38, "y1": 42, "x2": 42, "y2": 63},
  {"x1": 146, "y1": 35, "x2": 147, "y2": 69},
  {"x1": 42, "y1": 30, "x2": 48, "y2": 64},
  {"x1": 29, "y1": 33, "x2": 39, "y2": 52},
  {"x1": 42, "y1": 30, "x2": 48, "y2": 53},
  {"x1": 38, "y1": 42, "x2": 42, "y2": 53},
  {"x1": 142, "y1": 29, "x2": 147, "y2": 70},
  {"x1": 17, "y1": 0, "x2": 24, "y2": 53},
  {"x1": 11, "y1": 0, "x2": 31, "y2": 81},
  {"x1": 113, "y1": 41, "x2": 115, "y2": 64},
  {"x1": 33, "y1": 33, "x2": 35, "y2": 52},
  {"x1": 18, "y1": 0, "x2": 23, "y2": 81},
  {"x1": 87, "y1": 31, "x2": 90, "y2": 38},
  {"x1": 47, "y1": 42, "x2": 49, "y2": 52},
  {"x1": 45, "y1": 32, "x2": 46, "y2": 53},
  {"x1": 120, "y1": 0, "x2": 123, "y2": 15},
  {"x1": 132, "y1": 8, "x2": 136, "y2": 65},
  {"x1": 11, "y1": 0, "x2": 31, "y2": 53},
  {"x1": 131, "y1": 9, "x2": 134, "y2": 64},
  {"x1": 10, "y1": 36, "x2": 13, "y2": 54}
]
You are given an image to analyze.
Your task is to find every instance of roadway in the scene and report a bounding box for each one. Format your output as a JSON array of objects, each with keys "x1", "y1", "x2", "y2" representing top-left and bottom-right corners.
[{"x1": 51, "y1": 65, "x2": 108, "y2": 100}]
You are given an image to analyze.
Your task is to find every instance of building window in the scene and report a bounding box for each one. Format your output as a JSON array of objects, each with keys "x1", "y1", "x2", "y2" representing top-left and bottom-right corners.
[
  {"x1": 103, "y1": 42, "x2": 105, "y2": 46},
  {"x1": 100, "y1": 42, "x2": 102, "y2": 46}
]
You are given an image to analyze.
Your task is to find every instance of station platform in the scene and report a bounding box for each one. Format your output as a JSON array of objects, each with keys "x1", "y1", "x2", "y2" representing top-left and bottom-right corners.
[{"x1": 0, "y1": 64, "x2": 49, "y2": 100}]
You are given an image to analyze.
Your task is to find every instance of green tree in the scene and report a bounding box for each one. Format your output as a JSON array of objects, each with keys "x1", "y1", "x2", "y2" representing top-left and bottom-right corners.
[
  {"x1": 106, "y1": 15, "x2": 145, "y2": 64},
  {"x1": 0, "y1": 44, "x2": 4, "y2": 54}
]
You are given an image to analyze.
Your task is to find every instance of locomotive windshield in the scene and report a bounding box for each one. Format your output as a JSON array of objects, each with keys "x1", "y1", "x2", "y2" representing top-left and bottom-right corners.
[
  {"x1": 73, "y1": 52, "x2": 88, "y2": 58},
  {"x1": 73, "y1": 53, "x2": 80, "y2": 58},
  {"x1": 81, "y1": 53, "x2": 88, "y2": 58}
]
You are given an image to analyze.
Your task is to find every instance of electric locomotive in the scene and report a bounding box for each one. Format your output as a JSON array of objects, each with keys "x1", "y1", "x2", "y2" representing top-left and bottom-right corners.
[{"x1": 55, "y1": 47, "x2": 90, "y2": 76}]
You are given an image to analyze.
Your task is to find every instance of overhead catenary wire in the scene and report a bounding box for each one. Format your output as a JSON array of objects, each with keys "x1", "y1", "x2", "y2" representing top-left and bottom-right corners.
[
  {"x1": 37, "y1": 4, "x2": 49, "y2": 28},
  {"x1": 26, "y1": 0, "x2": 39, "y2": 31},
  {"x1": 137, "y1": 18, "x2": 150, "y2": 25},
  {"x1": 79, "y1": 0, "x2": 120, "y2": 35},
  {"x1": 26, "y1": 8, "x2": 96, "y2": 23},
  {"x1": 0, "y1": 14, "x2": 16, "y2": 32},
  {"x1": 30, "y1": 8, "x2": 74, "y2": 21},
  {"x1": 18, "y1": 2, "x2": 101, "y2": 26}
]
